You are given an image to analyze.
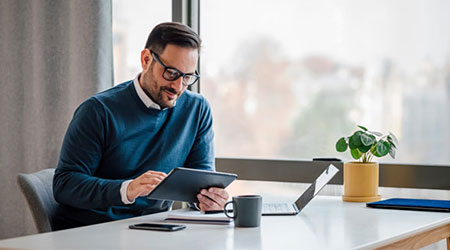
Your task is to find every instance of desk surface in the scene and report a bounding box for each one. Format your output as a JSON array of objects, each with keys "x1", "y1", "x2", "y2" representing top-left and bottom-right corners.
[{"x1": 0, "y1": 196, "x2": 449, "y2": 250}]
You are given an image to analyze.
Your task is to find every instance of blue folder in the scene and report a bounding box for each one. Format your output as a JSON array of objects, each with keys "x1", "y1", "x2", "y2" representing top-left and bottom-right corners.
[{"x1": 367, "y1": 198, "x2": 450, "y2": 212}]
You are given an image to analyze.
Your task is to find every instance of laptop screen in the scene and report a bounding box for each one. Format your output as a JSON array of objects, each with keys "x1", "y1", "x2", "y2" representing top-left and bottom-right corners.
[{"x1": 294, "y1": 164, "x2": 339, "y2": 212}]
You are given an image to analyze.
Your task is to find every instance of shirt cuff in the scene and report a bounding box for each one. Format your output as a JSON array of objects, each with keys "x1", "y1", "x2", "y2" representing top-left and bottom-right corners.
[{"x1": 120, "y1": 180, "x2": 135, "y2": 204}]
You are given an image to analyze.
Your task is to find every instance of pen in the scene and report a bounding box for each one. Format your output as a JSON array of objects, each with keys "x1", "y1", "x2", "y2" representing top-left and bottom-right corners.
[{"x1": 203, "y1": 209, "x2": 233, "y2": 214}]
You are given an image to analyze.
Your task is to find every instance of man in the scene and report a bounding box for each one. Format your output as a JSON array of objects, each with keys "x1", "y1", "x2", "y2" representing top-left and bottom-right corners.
[{"x1": 53, "y1": 22, "x2": 228, "y2": 230}]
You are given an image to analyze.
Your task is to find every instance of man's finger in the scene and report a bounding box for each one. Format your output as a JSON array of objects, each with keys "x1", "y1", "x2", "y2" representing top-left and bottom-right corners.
[
  {"x1": 200, "y1": 190, "x2": 226, "y2": 206},
  {"x1": 144, "y1": 171, "x2": 167, "y2": 177},
  {"x1": 138, "y1": 173, "x2": 165, "y2": 181},
  {"x1": 207, "y1": 188, "x2": 229, "y2": 200},
  {"x1": 139, "y1": 176, "x2": 165, "y2": 184},
  {"x1": 197, "y1": 194, "x2": 216, "y2": 208},
  {"x1": 198, "y1": 203, "x2": 207, "y2": 211},
  {"x1": 138, "y1": 179, "x2": 160, "y2": 186}
]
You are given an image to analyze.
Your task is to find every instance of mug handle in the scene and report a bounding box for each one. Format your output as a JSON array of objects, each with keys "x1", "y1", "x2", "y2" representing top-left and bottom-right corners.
[{"x1": 224, "y1": 201, "x2": 235, "y2": 219}]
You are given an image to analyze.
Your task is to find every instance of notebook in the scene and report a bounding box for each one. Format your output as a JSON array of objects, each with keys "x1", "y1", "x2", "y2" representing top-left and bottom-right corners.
[
  {"x1": 367, "y1": 198, "x2": 450, "y2": 212},
  {"x1": 166, "y1": 210, "x2": 232, "y2": 224},
  {"x1": 262, "y1": 164, "x2": 339, "y2": 215}
]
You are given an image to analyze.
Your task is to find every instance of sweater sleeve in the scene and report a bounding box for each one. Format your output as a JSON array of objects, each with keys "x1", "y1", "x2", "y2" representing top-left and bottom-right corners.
[
  {"x1": 184, "y1": 97, "x2": 215, "y2": 171},
  {"x1": 53, "y1": 98, "x2": 124, "y2": 209}
]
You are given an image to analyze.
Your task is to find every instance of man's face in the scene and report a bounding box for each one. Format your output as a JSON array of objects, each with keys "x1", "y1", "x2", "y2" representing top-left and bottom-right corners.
[{"x1": 140, "y1": 44, "x2": 199, "y2": 109}]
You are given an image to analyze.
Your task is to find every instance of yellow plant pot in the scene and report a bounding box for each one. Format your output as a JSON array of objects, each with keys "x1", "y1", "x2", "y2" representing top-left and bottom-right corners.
[{"x1": 342, "y1": 162, "x2": 381, "y2": 202}]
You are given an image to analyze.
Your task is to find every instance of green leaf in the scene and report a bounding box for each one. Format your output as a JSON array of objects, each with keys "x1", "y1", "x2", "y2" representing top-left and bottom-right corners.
[
  {"x1": 389, "y1": 132, "x2": 399, "y2": 145},
  {"x1": 358, "y1": 144, "x2": 371, "y2": 153},
  {"x1": 373, "y1": 150, "x2": 382, "y2": 157},
  {"x1": 350, "y1": 131, "x2": 362, "y2": 147},
  {"x1": 376, "y1": 140, "x2": 390, "y2": 157},
  {"x1": 387, "y1": 137, "x2": 397, "y2": 149},
  {"x1": 350, "y1": 148, "x2": 362, "y2": 160},
  {"x1": 357, "y1": 125, "x2": 368, "y2": 131},
  {"x1": 389, "y1": 147, "x2": 396, "y2": 159},
  {"x1": 360, "y1": 133, "x2": 376, "y2": 146},
  {"x1": 371, "y1": 142, "x2": 381, "y2": 157},
  {"x1": 383, "y1": 141, "x2": 392, "y2": 156},
  {"x1": 336, "y1": 137, "x2": 348, "y2": 152}
]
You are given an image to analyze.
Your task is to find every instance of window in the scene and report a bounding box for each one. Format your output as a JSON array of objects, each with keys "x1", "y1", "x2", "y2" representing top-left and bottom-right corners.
[
  {"x1": 200, "y1": 0, "x2": 450, "y2": 165},
  {"x1": 112, "y1": 0, "x2": 172, "y2": 84}
]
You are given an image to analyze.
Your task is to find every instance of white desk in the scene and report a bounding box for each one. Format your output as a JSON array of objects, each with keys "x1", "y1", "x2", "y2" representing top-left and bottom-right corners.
[{"x1": 0, "y1": 196, "x2": 449, "y2": 249}]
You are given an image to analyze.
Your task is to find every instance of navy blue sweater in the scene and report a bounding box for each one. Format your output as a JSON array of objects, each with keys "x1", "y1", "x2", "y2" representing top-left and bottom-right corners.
[{"x1": 53, "y1": 80, "x2": 214, "y2": 229}]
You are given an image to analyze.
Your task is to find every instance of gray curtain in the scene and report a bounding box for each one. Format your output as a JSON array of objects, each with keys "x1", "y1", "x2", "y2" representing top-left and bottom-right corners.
[{"x1": 0, "y1": 0, "x2": 113, "y2": 239}]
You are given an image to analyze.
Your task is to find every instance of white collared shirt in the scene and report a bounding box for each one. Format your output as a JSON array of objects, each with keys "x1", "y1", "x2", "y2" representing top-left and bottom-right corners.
[{"x1": 133, "y1": 74, "x2": 162, "y2": 110}]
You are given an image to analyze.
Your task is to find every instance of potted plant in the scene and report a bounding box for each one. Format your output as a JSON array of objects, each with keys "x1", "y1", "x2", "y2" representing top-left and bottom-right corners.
[{"x1": 336, "y1": 125, "x2": 398, "y2": 202}]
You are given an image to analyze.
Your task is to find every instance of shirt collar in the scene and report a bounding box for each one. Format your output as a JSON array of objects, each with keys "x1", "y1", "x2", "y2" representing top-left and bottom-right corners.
[{"x1": 133, "y1": 74, "x2": 164, "y2": 110}]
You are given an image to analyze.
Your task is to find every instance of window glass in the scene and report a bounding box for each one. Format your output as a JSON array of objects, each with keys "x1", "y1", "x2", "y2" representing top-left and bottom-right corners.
[
  {"x1": 200, "y1": 0, "x2": 450, "y2": 165},
  {"x1": 112, "y1": 0, "x2": 172, "y2": 84}
]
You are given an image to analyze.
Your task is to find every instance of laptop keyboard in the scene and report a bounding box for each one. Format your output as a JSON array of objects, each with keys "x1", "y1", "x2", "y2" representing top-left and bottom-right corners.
[{"x1": 262, "y1": 203, "x2": 296, "y2": 214}]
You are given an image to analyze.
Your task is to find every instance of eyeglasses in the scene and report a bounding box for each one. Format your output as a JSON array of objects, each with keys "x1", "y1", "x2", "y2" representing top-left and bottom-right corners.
[{"x1": 150, "y1": 50, "x2": 200, "y2": 86}]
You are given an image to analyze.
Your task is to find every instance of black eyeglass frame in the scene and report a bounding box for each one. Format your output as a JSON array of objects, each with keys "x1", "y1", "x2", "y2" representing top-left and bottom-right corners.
[{"x1": 150, "y1": 49, "x2": 200, "y2": 86}]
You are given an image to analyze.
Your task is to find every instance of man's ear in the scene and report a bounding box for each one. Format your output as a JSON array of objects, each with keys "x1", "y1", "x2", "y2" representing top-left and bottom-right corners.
[{"x1": 141, "y1": 49, "x2": 152, "y2": 70}]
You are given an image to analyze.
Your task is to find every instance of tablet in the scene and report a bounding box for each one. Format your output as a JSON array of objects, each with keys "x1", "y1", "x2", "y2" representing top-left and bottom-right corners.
[{"x1": 147, "y1": 167, "x2": 237, "y2": 203}]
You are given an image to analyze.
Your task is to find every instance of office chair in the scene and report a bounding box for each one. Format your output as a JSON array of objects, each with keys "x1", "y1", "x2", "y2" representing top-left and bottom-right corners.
[{"x1": 17, "y1": 168, "x2": 58, "y2": 233}]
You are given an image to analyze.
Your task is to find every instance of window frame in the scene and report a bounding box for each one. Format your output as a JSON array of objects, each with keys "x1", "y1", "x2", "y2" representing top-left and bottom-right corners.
[
  {"x1": 172, "y1": 0, "x2": 200, "y2": 93},
  {"x1": 215, "y1": 157, "x2": 450, "y2": 190}
]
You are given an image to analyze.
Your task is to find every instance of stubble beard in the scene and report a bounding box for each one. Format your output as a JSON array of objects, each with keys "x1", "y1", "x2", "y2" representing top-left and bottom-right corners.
[{"x1": 157, "y1": 86, "x2": 177, "y2": 109}]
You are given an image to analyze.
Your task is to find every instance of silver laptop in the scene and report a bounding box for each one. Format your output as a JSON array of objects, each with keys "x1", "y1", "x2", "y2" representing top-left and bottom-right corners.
[{"x1": 262, "y1": 164, "x2": 339, "y2": 215}]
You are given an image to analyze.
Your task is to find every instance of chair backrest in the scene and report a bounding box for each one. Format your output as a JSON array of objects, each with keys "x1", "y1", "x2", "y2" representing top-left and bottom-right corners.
[{"x1": 17, "y1": 168, "x2": 58, "y2": 233}]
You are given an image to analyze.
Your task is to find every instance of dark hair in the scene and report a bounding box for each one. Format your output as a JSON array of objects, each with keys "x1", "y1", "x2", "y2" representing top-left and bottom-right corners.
[{"x1": 144, "y1": 22, "x2": 201, "y2": 54}]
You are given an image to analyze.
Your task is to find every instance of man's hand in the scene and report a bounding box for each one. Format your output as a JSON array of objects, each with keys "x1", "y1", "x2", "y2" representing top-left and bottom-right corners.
[
  {"x1": 196, "y1": 187, "x2": 229, "y2": 211},
  {"x1": 127, "y1": 171, "x2": 167, "y2": 201}
]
